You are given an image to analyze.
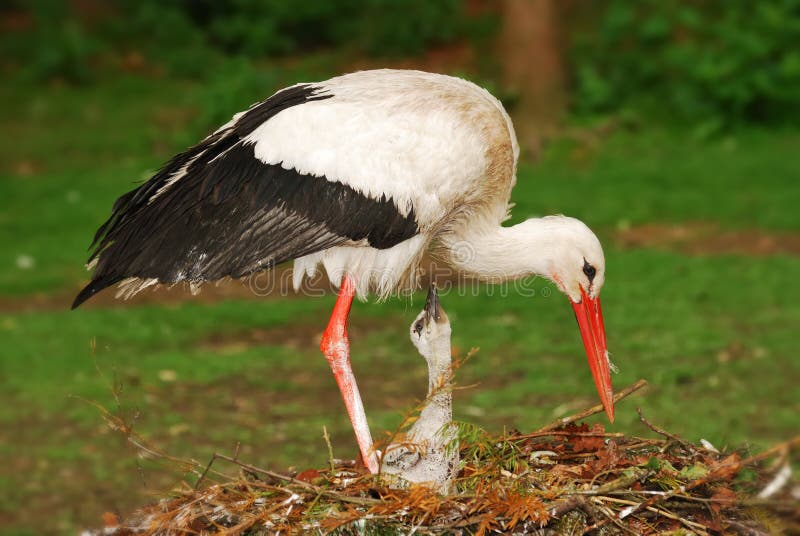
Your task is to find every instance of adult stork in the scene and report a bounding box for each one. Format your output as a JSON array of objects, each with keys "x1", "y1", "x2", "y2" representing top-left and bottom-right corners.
[{"x1": 73, "y1": 69, "x2": 613, "y2": 474}]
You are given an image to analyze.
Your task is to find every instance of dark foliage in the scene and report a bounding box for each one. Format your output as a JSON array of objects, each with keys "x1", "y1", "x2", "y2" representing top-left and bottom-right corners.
[
  {"x1": 5, "y1": 0, "x2": 797, "y2": 128},
  {"x1": 2, "y1": 0, "x2": 466, "y2": 83},
  {"x1": 181, "y1": 0, "x2": 464, "y2": 57},
  {"x1": 569, "y1": 0, "x2": 800, "y2": 127}
]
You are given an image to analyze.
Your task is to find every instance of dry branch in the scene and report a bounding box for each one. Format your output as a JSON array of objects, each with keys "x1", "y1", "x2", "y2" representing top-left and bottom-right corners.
[{"x1": 537, "y1": 378, "x2": 649, "y2": 432}]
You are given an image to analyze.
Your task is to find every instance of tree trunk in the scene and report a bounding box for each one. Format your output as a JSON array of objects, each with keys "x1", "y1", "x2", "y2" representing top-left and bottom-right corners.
[{"x1": 497, "y1": 0, "x2": 568, "y2": 157}]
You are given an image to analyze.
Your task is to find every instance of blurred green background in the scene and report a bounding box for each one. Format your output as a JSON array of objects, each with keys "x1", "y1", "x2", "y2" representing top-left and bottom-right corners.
[{"x1": 1, "y1": 1, "x2": 799, "y2": 533}]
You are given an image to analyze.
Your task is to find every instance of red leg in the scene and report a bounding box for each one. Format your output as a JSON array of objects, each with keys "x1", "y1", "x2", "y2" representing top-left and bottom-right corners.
[{"x1": 320, "y1": 275, "x2": 379, "y2": 473}]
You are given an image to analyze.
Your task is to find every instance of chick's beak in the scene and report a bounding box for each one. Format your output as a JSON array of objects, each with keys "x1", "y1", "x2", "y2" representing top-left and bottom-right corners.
[
  {"x1": 424, "y1": 284, "x2": 443, "y2": 323},
  {"x1": 570, "y1": 287, "x2": 614, "y2": 422}
]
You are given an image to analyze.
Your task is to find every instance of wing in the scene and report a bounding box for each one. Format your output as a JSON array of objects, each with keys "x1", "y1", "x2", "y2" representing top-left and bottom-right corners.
[
  {"x1": 73, "y1": 84, "x2": 419, "y2": 308},
  {"x1": 242, "y1": 70, "x2": 517, "y2": 227}
]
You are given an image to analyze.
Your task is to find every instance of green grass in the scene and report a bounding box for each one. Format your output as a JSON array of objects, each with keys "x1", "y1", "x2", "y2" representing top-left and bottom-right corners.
[
  {"x1": 1, "y1": 74, "x2": 798, "y2": 534},
  {"x1": 0, "y1": 76, "x2": 200, "y2": 295},
  {"x1": 520, "y1": 128, "x2": 800, "y2": 230}
]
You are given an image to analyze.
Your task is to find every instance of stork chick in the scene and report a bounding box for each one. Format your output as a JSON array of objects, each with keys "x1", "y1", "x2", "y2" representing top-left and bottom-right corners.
[{"x1": 382, "y1": 285, "x2": 458, "y2": 493}]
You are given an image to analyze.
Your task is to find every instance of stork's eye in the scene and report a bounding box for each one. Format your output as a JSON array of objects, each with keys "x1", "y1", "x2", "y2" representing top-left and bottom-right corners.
[
  {"x1": 413, "y1": 320, "x2": 424, "y2": 335},
  {"x1": 582, "y1": 260, "x2": 596, "y2": 281}
]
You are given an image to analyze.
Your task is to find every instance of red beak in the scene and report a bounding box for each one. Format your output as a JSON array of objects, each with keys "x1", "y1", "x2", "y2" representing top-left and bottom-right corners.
[{"x1": 570, "y1": 287, "x2": 614, "y2": 422}]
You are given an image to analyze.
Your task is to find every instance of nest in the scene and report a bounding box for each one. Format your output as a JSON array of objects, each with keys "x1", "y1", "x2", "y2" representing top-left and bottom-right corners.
[{"x1": 93, "y1": 380, "x2": 799, "y2": 535}]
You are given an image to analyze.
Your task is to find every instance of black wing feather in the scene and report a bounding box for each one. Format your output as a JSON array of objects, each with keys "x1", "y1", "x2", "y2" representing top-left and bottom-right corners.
[{"x1": 73, "y1": 85, "x2": 419, "y2": 308}]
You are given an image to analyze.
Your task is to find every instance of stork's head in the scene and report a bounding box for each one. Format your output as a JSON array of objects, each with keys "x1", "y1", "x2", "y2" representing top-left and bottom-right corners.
[
  {"x1": 410, "y1": 285, "x2": 451, "y2": 362},
  {"x1": 523, "y1": 215, "x2": 614, "y2": 422},
  {"x1": 541, "y1": 216, "x2": 606, "y2": 302}
]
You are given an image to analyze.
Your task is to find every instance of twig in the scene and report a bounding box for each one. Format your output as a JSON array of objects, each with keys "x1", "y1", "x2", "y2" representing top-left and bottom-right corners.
[
  {"x1": 323, "y1": 426, "x2": 336, "y2": 475},
  {"x1": 537, "y1": 379, "x2": 648, "y2": 432},
  {"x1": 211, "y1": 453, "x2": 320, "y2": 488},
  {"x1": 548, "y1": 496, "x2": 590, "y2": 518},
  {"x1": 195, "y1": 454, "x2": 219, "y2": 490},
  {"x1": 636, "y1": 407, "x2": 697, "y2": 454},
  {"x1": 208, "y1": 453, "x2": 380, "y2": 506},
  {"x1": 725, "y1": 519, "x2": 771, "y2": 536},
  {"x1": 76, "y1": 395, "x2": 204, "y2": 474},
  {"x1": 757, "y1": 462, "x2": 791, "y2": 499},
  {"x1": 507, "y1": 430, "x2": 625, "y2": 441},
  {"x1": 196, "y1": 442, "x2": 242, "y2": 490},
  {"x1": 596, "y1": 495, "x2": 711, "y2": 534},
  {"x1": 594, "y1": 467, "x2": 651, "y2": 494},
  {"x1": 590, "y1": 498, "x2": 639, "y2": 535}
]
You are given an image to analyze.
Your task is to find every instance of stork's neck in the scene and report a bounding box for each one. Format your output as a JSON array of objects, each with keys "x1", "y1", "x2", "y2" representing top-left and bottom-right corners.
[{"x1": 445, "y1": 218, "x2": 558, "y2": 282}]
